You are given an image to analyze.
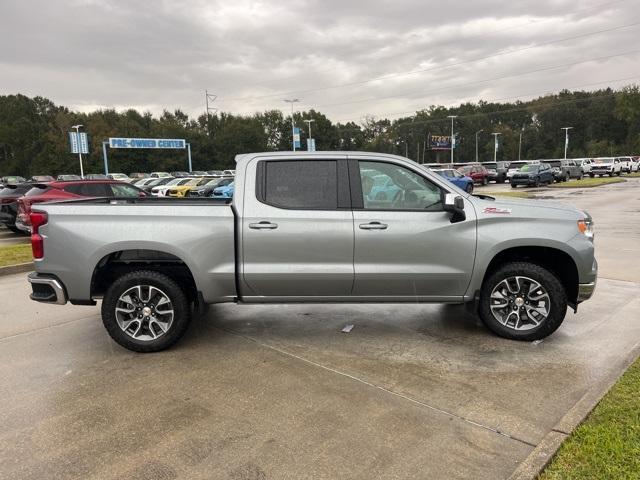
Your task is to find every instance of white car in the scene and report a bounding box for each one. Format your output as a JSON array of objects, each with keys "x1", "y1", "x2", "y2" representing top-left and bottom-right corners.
[
  {"x1": 150, "y1": 172, "x2": 172, "y2": 178},
  {"x1": 107, "y1": 173, "x2": 131, "y2": 182},
  {"x1": 617, "y1": 156, "x2": 638, "y2": 173},
  {"x1": 151, "y1": 177, "x2": 193, "y2": 196},
  {"x1": 589, "y1": 157, "x2": 622, "y2": 177}
]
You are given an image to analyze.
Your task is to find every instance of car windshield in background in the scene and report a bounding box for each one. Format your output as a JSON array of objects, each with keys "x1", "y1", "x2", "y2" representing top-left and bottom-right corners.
[
  {"x1": 484, "y1": 163, "x2": 497, "y2": 169},
  {"x1": 519, "y1": 165, "x2": 538, "y2": 172}
]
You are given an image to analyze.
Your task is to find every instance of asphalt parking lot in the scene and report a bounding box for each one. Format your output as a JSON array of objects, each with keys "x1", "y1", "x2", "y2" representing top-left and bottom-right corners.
[{"x1": 1, "y1": 179, "x2": 639, "y2": 480}]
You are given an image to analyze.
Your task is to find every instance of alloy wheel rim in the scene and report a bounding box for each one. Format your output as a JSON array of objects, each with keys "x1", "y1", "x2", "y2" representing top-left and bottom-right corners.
[
  {"x1": 489, "y1": 276, "x2": 550, "y2": 331},
  {"x1": 115, "y1": 285, "x2": 174, "y2": 341}
]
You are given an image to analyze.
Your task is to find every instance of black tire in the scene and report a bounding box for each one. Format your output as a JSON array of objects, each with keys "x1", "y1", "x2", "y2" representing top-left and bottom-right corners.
[
  {"x1": 482, "y1": 177, "x2": 488, "y2": 186},
  {"x1": 511, "y1": 183, "x2": 517, "y2": 188},
  {"x1": 466, "y1": 183, "x2": 474, "y2": 194},
  {"x1": 534, "y1": 178, "x2": 540, "y2": 188},
  {"x1": 479, "y1": 262, "x2": 567, "y2": 341},
  {"x1": 589, "y1": 173, "x2": 594, "y2": 178},
  {"x1": 101, "y1": 270, "x2": 192, "y2": 352}
]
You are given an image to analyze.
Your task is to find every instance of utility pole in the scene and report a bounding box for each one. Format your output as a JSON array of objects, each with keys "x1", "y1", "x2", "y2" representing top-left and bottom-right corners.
[
  {"x1": 561, "y1": 127, "x2": 573, "y2": 159},
  {"x1": 475, "y1": 129, "x2": 483, "y2": 163},
  {"x1": 447, "y1": 115, "x2": 457, "y2": 164},
  {"x1": 205, "y1": 90, "x2": 217, "y2": 135},
  {"x1": 518, "y1": 132, "x2": 523, "y2": 161},
  {"x1": 284, "y1": 99, "x2": 300, "y2": 151},
  {"x1": 492, "y1": 132, "x2": 501, "y2": 162},
  {"x1": 71, "y1": 124, "x2": 84, "y2": 178},
  {"x1": 304, "y1": 118, "x2": 315, "y2": 151}
]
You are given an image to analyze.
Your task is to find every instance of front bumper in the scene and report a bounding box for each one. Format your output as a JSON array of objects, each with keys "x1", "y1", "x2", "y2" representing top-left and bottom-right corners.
[
  {"x1": 578, "y1": 281, "x2": 597, "y2": 302},
  {"x1": 28, "y1": 272, "x2": 67, "y2": 305},
  {"x1": 511, "y1": 177, "x2": 536, "y2": 185}
]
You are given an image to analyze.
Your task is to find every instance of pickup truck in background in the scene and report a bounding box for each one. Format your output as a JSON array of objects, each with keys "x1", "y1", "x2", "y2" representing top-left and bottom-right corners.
[{"x1": 27, "y1": 152, "x2": 597, "y2": 352}]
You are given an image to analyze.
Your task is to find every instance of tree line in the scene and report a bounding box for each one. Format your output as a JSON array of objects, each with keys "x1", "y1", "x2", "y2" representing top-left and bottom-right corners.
[{"x1": 0, "y1": 85, "x2": 638, "y2": 176}]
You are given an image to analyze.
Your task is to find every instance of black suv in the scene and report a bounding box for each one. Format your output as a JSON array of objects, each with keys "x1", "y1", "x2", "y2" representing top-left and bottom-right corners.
[{"x1": 481, "y1": 161, "x2": 510, "y2": 183}]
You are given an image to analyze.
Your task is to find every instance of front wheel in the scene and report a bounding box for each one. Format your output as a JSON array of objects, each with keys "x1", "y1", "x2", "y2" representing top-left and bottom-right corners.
[
  {"x1": 482, "y1": 177, "x2": 488, "y2": 186},
  {"x1": 101, "y1": 270, "x2": 192, "y2": 352},
  {"x1": 511, "y1": 183, "x2": 517, "y2": 188},
  {"x1": 465, "y1": 183, "x2": 474, "y2": 194},
  {"x1": 479, "y1": 262, "x2": 567, "y2": 341}
]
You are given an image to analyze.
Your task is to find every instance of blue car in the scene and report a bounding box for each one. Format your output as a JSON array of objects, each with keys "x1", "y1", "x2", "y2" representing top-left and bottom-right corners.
[
  {"x1": 433, "y1": 169, "x2": 474, "y2": 193},
  {"x1": 211, "y1": 182, "x2": 234, "y2": 198}
]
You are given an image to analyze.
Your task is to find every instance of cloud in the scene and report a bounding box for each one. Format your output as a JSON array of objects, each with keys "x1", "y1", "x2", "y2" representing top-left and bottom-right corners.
[{"x1": 0, "y1": 0, "x2": 637, "y2": 122}]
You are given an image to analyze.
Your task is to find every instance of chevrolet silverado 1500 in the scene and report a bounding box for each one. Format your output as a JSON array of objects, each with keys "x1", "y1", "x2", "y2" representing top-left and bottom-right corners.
[{"x1": 27, "y1": 152, "x2": 597, "y2": 352}]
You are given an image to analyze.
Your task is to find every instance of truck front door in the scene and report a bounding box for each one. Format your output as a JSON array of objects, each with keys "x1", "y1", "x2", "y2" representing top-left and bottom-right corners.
[
  {"x1": 241, "y1": 157, "x2": 354, "y2": 298},
  {"x1": 350, "y1": 158, "x2": 477, "y2": 299}
]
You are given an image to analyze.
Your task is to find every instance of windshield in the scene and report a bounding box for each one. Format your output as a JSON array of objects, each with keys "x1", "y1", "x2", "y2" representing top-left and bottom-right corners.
[
  {"x1": 519, "y1": 165, "x2": 539, "y2": 172},
  {"x1": 164, "y1": 178, "x2": 185, "y2": 186}
]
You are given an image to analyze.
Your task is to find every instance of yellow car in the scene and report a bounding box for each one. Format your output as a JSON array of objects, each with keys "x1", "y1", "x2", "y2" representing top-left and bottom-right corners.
[{"x1": 166, "y1": 177, "x2": 211, "y2": 197}]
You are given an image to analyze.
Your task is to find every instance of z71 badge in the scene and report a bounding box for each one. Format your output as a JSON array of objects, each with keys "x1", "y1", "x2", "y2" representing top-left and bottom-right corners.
[{"x1": 483, "y1": 207, "x2": 512, "y2": 214}]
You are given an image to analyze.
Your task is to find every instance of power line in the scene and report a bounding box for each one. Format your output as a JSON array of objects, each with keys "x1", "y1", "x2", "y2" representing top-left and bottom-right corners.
[
  {"x1": 333, "y1": 89, "x2": 628, "y2": 136},
  {"x1": 221, "y1": 19, "x2": 639, "y2": 104},
  {"x1": 335, "y1": 74, "x2": 640, "y2": 124},
  {"x1": 311, "y1": 49, "x2": 640, "y2": 110},
  {"x1": 216, "y1": 0, "x2": 629, "y2": 99}
]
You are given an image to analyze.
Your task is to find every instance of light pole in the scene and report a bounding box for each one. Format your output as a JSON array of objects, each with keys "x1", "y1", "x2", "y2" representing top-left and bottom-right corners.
[
  {"x1": 492, "y1": 132, "x2": 501, "y2": 162},
  {"x1": 304, "y1": 119, "x2": 315, "y2": 151},
  {"x1": 284, "y1": 99, "x2": 300, "y2": 151},
  {"x1": 561, "y1": 127, "x2": 573, "y2": 159},
  {"x1": 447, "y1": 115, "x2": 457, "y2": 164},
  {"x1": 518, "y1": 131, "x2": 523, "y2": 161},
  {"x1": 475, "y1": 129, "x2": 483, "y2": 162},
  {"x1": 71, "y1": 124, "x2": 84, "y2": 178}
]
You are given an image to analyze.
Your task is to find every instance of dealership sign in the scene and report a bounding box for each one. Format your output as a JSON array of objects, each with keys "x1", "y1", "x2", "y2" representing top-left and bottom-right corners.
[
  {"x1": 428, "y1": 134, "x2": 455, "y2": 150},
  {"x1": 109, "y1": 138, "x2": 186, "y2": 149}
]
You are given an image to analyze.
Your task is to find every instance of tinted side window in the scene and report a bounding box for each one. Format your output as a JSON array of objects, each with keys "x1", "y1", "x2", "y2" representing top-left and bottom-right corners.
[
  {"x1": 110, "y1": 184, "x2": 141, "y2": 197},
  {"x1": 64, "y1": 183, "x2": 109, "y2": 196},
  {"x1": 263, "y1": 160, "x2": 337, "y2": 209},
  {"x1": 359, "y1": 161, "x2": 443, "y2": 211}
]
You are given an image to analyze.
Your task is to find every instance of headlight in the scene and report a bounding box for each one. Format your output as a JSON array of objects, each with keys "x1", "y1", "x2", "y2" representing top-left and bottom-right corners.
[{"x1": 577, "y1": 218, "x2": 594, "y2": 240}]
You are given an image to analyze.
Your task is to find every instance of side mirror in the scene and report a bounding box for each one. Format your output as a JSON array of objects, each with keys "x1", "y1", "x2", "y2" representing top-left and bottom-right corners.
[{"x1": 443, "y1": 193, "x2": 465, "y2": 223}]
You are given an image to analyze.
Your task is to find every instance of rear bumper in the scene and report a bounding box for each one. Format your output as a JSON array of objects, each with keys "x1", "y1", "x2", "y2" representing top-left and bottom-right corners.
[{"x1": 28, "y1": 272, "x2": 67, "y2": 305}]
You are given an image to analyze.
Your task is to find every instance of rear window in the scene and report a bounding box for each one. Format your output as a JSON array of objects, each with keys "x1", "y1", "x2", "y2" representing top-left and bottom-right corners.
[
  {"x1": 0, "y1": 185, "x2": 32, "y2": 196},
  {"x1": 25, "y1": 186, "x2": 54, "y2": 197},
  {"x1": 262, "y1": 160, "x2": 338, "y2": 209}
]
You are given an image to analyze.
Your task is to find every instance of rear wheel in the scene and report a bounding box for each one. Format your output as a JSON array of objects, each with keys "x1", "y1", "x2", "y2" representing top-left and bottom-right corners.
[
  {"x1": 511, "y1": 183, "x2": 517, "y2": 188},
  {"x1": 479, "y1": 262, "x2": 567, "y2": 341},
  {"x1": 482, "y1": 177, "x2": 488, "y2": 186},
  {"x1": 589, "y1": 173, "x2": 595, "y2": 178},
  {"x1": 101, "y1": 270, "x2": 192, "y2": 352}
]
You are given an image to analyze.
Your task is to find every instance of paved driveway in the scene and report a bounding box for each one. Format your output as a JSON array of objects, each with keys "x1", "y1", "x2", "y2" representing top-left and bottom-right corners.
[{"x1": 1, "y1": 180, "x2": 639, "y2": 479}]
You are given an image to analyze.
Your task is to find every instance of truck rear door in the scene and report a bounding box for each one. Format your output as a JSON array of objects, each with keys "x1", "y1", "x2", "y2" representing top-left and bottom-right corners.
[{"x1": 241, "y1": 157, "x2": 354, "y2": 297}]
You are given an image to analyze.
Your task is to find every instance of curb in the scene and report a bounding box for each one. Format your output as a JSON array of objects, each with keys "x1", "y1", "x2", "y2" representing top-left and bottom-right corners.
[
  {"x1": 0, "y1": 263, "x2": 34, "y2": 277},
  {"x1": 508, "y1": 341, "x2": 640, "y2": 480}
]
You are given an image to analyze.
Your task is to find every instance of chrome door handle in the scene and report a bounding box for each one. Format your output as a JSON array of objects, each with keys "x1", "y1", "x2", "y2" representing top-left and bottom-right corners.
[
  {"x1": 359, "y1": 222, "x2": 388, "y2": 230},
  {"x1": 249, "y1": 221, "x2": 278, "y2": 230}
]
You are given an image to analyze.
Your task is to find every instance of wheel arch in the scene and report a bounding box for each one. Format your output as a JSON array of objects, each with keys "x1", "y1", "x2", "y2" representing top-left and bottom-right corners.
[
  {"x1": 480, "y1": 245, "x2": 579, "y2": 308},
  {"x1": 91, "y1": 249, "x2": 199, "y2": 303}
]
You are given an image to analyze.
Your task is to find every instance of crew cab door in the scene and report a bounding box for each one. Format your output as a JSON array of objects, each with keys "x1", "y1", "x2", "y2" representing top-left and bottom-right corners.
[
  {"x1": 350, "y1": 158, "x2": 476, "y2": 299},
  {"x1": 241, "y1": 157, "x2": 354, "y2": 298}
]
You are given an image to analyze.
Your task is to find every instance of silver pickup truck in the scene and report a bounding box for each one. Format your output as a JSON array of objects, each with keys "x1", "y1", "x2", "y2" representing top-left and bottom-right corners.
[{"x1": 27, "y1": 151, "x2": 597, "y2": 352}]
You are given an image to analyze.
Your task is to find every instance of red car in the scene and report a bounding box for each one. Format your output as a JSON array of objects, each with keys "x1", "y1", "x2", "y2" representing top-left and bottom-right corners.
[
  {"x1": 16, "y1": 180, "x2": 145, "y2": 233},
  {"x1": 456, "y1": 164, "x2": 490, "y2": 185}
]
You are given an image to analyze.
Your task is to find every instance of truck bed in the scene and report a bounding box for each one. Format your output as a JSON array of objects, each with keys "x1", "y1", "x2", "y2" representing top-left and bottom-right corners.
[{"x1": 33, "y1": 197, "x2": 237, "y2": 304}]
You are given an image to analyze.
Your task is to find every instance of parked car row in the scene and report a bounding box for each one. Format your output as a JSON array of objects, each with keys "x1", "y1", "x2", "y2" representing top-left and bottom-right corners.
[{"x1": 423, "y1": 155, "x2": 639, "y2": 186}]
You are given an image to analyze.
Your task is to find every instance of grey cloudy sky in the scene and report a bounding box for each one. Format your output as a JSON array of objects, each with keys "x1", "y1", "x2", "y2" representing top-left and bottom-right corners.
[{"x1": 1, "y1": 0, "x2": 638, "y2": 122}]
